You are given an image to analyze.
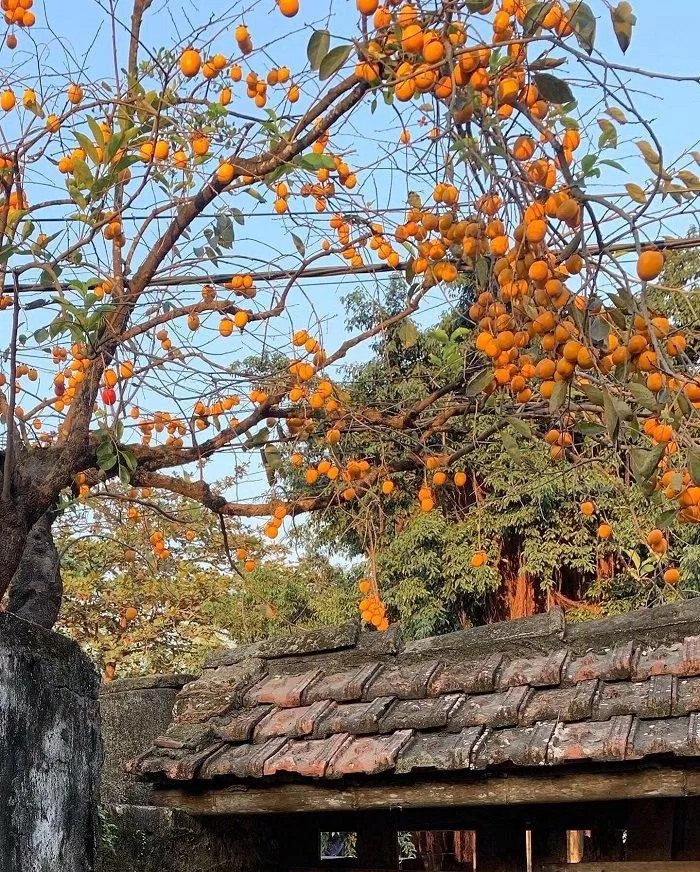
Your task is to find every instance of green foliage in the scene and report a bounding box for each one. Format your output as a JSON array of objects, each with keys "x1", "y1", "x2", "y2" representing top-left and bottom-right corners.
[
  {"x1": 286, "y1": 274, "x2": 700, "y2": 638},
  {"x1": 55, "y1": 486, "x2": 353, "y2": 676}
]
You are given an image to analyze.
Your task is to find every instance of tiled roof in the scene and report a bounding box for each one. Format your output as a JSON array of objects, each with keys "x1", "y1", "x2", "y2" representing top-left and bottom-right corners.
[{"x1": 129, "y1": 600, "x2": 700, "y2": 786}]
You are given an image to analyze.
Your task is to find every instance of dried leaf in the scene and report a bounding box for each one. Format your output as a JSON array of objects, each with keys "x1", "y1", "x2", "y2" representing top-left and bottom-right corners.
[
  {"x1": 611, "y1": 1, "x2": 636, "y2": 53},
  {"x1": 635, "y1": 140, "x2": 660, "y2": 165},
  {"x1": 606, "y1": 106, "x2": 627, "y2": 124},
  {"x1": 625, "y1": 182, "x2": 647, "y2": 204}
]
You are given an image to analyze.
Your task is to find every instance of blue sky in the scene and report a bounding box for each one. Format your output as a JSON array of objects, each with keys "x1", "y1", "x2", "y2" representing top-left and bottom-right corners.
[{"x1": 3, "y1": 0, "x2": 700, "y2": 530}]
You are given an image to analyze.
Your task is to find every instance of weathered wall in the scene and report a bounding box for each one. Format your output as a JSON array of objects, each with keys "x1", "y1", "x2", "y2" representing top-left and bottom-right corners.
[
  {"x1": 101, "y1": 805, "x2": 284, "y2": 872},
  {"x1": 0, "y1": 611, "x2": 101, "y2": 872},
  {"x1": 100, "y1": 673, "x2": 285, "y2": 871},
  {"x1": 100, "y1": 673, "x2": 193, "y2": 805}
]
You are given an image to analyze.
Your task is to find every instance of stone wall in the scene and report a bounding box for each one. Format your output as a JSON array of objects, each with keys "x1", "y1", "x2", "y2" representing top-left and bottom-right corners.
[{"x1": 0, "y1": 611, "x2": 101, "y2": 872}]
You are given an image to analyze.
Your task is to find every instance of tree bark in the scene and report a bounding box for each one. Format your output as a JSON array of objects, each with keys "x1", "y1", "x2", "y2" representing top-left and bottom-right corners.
[{"x1": 6, "y1": 512, "x2": 63, "y2": 629}]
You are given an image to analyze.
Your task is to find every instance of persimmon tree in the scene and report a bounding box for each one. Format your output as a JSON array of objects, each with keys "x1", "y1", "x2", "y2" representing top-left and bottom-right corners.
[{"x1": 1, "y1": 0, "x2": 699, "y2": 630}]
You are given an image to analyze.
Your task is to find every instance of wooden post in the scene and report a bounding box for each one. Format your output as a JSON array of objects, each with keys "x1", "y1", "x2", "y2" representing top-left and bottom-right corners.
[
  {"x1": 475, "y1": 826, "x2": 527, "y2": 871},
  {"x1": 625, "y1": 799, "x2": 675, "y2": 861},
  {"x1": 356, "y1": 811, "x2": 399, "y2": 870},
  {"x1": 567, "y1": 830, "x2": 585, "y2": 863}
]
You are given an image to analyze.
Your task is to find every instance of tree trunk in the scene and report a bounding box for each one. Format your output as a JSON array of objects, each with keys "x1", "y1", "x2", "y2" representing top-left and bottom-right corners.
[
  {"x1": 0, "y1": 447, "x2": 64, "y2": 630},
  {"x1": 0, "y1": 501, "x2": 29, "y2": 599},
  {"x1": 6, "y1": 512, "x2": 63, "y2": 629}
]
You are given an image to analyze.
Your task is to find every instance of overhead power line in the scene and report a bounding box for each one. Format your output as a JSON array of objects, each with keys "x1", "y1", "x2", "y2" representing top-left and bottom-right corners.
[{"x1": 3, "y1": 234, "x2": 700, "y2": 299}]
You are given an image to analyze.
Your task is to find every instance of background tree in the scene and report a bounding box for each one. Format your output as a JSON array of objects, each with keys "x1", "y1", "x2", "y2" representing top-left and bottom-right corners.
[
  {"x1": 55, "y1": 486, "x2": 353, "y2": 676},
  {"x1": 289, "y1": 271, "x2": 700, "y2": 638},
  {"x1": 0, "y1": 0, "x2": 699, "y2": 634}
]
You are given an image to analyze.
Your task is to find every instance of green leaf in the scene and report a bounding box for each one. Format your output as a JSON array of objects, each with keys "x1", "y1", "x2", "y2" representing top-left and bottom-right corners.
[
  {"x1": 611, "y1": 1, "x2": 636, "y2": 53},
  {"x1": 581, "y1": 153, "x2": 599, "y2": 177},
  {"x1": 568, "y1": 1, "x2": 596, "y2": 54},
  {"x1": 522, "y1": 1, "x2": 553, "y2": 35},
  {"x1": 506, "y1": 416, "x2": 532, "y2": 438},
  {"x1": 297, "y1": 153, "x2": 336, "y2": 171},
  {"x1": 319, "y1": 45, "x2": 352, "y2": 81},
  {"x1": 533, "y1": 73, "x2": 574, "y2": 104},
  {"x1": 121, "y1": 447, "x2": 138, "y2": 472},
  {"x1": 656, "y1": 508, "x2": 678, "y2": 530},
  {"x1": 86, "y1": 116, "x2": 105, "y2": 148},
  {"x1": 599, "y1": 158, "x2": 626, "y2": 172},
  {"x1": 629, "y1": 442, "x2": 666, "y2": 483},
  {"x1": 628, "y1": 381, "x2": 659, "y2": 412},
  {"x1": 71, "y1": 158, "x2": 94, "y2": 189},
  {"x1": 501, "y1": 430, "x2": 522, "y2": 462},
  {"x1": 575, "y1": 421, "x2": 606, "y2": 436},
  {"x1": 243, "y1": 427, "x2": 270, "y2": 449},
  {"x1": 396, "y1": 319, "x2": 419, "y2": 348},
  {"x1": 602, "y1": 388, "x2": 620, "y2": 440},
  {"x1": 307, "y1": 29, "x2": 330, "y2": 71},
  {"x1": 475, "y1": 256, "x2": 490, "y2": 288},
  {"x1": 598, "y1": 119, "x2": 617, "y2": 149},
  {"x1": 74, "y1": 131, "x2": 100, "y2": 165},
  {"x1": 581, "y1": 385, "x2": 603, "y2": 406},
  {"x1": 245, "y1": 187, "x2": 266, "y2": 203},
  {"x1": 689, "y1": 445, "x2": 700, "y2": 486},
  {"x1": 430, "y1": 328, "x2": 449, "y2": 345},
  {"x1": 549, "y1": 379, "x2": 567, "y2": 412},
  {"x1": 529, "y1": 54, "x2": 567, "y2": 71},
  {"x1": 465, "y1": 368, "x2": 494, "y2": 397},
  {"x1": 291, "y1": 233, "x2": 306, "y2": 256}
]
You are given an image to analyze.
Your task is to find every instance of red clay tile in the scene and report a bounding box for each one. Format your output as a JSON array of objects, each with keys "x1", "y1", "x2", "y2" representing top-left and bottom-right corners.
[
  {"x1": 520, "y1": 680, "x2": 598, "y2": 726},
  {"x1": 172, "y1": 660, "x2": 266, "y2": 724},
  {"x1": 498, "y1": 649, "x2": 568, "y2": 689},
  {"x1": 313, "y1": 698, "x2": 392, "y2": 738},
  {"x1": 548, "y1": 715, "x2": 633, "y2": 764},
  {"x1": 564, "y1": 643, "x2": 633, "y2": 684},
  {"x1": 448, "y1": 686, "x2": 528, "y2": 730},
  {"x1": 302, "y1": 663, "x2": 381, "y2": 705},
  {"x1": 396, "y1": 727, "x2": 483, "y2": 774},
  {"x1": 212, "y1": 705, "x2": 272, "y2": 742},
  {"x1": 472, "y1": 722, "x2": 555, "y2": 768},
  {"x1": 633, "y1": 637, "x2": 700, "y2": 681},
  {"x1": 628, "y1": 714, "x2": 700, "y2": 759},
  {"x1": 263, "y1": 733, "x2": 351, "y2": 778},
  {"x1": 427, "y1": 654, "x2": 503, "y2": 696},
  {"x1": 377, "y1": 694, "x2": 463, "y2": 733},
  {"x1": 365, "y1": 661, "x2": 441, "y2": 701},
  {"x1": 199, "y1": 737, "x2": 288, "y2": 779},
  {"x1": 326, "y1": 730, "x2": 413, "y2": 777},
  {"x1": 244, "y1": 668, "x2": 323, "y2": 708},
  {"x1": 253, "y1": 700, "x2": 335, "y2": 742}
]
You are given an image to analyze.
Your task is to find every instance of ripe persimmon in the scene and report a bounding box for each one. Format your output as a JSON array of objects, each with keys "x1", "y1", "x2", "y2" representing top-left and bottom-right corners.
[{"x1": 637, "y1": 249, "x2": 664, "y2": 282}]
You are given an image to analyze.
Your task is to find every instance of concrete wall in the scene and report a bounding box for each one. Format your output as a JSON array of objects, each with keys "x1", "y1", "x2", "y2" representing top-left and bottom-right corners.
[{"x1": 0, "y1": 612, "x2": 101, "y2": 872}]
